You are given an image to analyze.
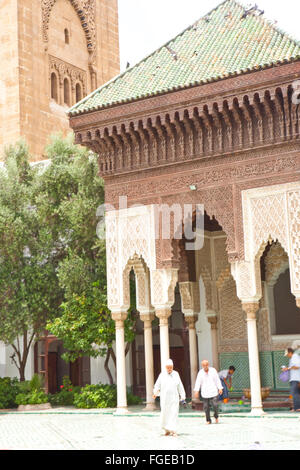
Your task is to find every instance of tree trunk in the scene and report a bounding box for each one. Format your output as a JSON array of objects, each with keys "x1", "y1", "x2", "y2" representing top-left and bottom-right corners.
[
  {"x1": 110, "y1": 348, "x2": 116, "y2": 367},
  {"x1": 11, "y1": 330, "x2": 35, "y2": 382},
  {"x1": 108, "y1": 344, "x2": 131, "y2": 384},
  {"x1": 19, "y1": 364, "x2": 26, "y2": 382},
  {"x1": 104, "y1": 348, "x2": 114, "y2": 385}
]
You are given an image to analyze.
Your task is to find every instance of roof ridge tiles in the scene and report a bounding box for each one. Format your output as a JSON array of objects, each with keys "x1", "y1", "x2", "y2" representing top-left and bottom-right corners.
[{"x1": 69, "y1": 0, "x2": 300, "y2": 116}]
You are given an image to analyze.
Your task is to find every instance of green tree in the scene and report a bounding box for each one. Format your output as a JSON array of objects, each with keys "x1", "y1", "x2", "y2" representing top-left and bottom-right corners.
[
  {"x1": 47, "y1": 281, "x2": 137, "y2": 384},
  {"x1": 0, "y1": 141, "x2": 63, "y2": 380},
  {"x1": 0, "y1": 134, "x2": 137, "y2": 383},
  {"x1": 43, "y1": 134, "x2": 137, "y2": 383}
]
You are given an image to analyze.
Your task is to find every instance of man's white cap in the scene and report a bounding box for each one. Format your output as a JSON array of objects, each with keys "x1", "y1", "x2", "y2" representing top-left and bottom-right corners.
[{"x1": 165, "y1": 359, "x2": 174, "y2": 367}]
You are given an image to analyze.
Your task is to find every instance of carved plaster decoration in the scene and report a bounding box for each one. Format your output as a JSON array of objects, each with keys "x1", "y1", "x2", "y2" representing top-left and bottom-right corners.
[
  {"x1": 42, "y1": 0, "x2": 96, "y2": 62},
  {"x1": 218, "y1": 275, "x2": 246, "y2": 340},
  {"x1": 230, "y1": 259, "x2": 262, "y2": 303},
  {"x1": 264, "y1": 242, "x2": 289, "y2": 287},
  {"x1": 257, "y1": 286, "x2": 272, "y2": 348},
  {"x1": 49, "y1": 55, "x2": 87, "y2": 93},
  {"x1": 199, "y1": 266, "x2": 214, "y2": 313},
  {"x1": 127, "y1": 254, "x2": 153, "y2": 313},
  {"x1": 287, "y1": 190, "x2": 300, "y2": 294},
  {"x1": 150, "y1": 268, "x2": 178, "y2": 309},
  {"x1": 105, "y1": 205, "x2": 157, "y2": 311},
  {"x1": 237, "y1": 182, "x2": 300, "y2": 301},
  {"x1": 178, "y1": 281, "x2": 200, "y2": 316},
  {"x1": 216, "y1": 266, "x2": 232, "y2": 291}
]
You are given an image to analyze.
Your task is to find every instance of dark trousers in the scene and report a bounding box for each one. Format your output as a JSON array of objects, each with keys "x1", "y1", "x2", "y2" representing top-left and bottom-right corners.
[
  {"x1": 202, "y1": 396, "x2": 219, "y2": 423},
  {"x1": 219, "y1": 379, "x2": 229, "y2": 400},
  {"x1": 290, "y1": 381, "x2": 300, "y2": 410}
]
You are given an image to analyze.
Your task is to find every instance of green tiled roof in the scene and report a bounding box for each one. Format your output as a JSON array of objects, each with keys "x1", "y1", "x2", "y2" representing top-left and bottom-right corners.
[{"x1": 69, "y1": 0, "x2": 300, "y2": 116}]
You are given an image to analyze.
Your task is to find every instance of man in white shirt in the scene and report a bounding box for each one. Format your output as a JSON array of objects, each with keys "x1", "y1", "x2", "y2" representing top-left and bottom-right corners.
[
  {"x1": 218, "y1": 366, "x2": 235, "y2": 402},
  {"x1": 194, "y1": 359, "x2": 223, "y2": 424},
  {"x1": 283, "y1": 348, "x2": 300, "y2": 412}
]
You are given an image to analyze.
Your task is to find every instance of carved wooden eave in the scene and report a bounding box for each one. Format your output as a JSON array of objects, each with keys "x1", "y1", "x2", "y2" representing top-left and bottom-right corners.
[
  {"x1": 69, "y1": 60, "x2": 300, "y2": 268},
  {"x1": 69, "y1": 60, "x2": 300, "y2": 179}
]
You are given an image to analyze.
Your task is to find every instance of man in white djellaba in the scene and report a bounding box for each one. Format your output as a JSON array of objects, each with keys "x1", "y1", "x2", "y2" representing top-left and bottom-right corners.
[{"x1": 152, "y1": 359, "x2": 186, "y2": 437}]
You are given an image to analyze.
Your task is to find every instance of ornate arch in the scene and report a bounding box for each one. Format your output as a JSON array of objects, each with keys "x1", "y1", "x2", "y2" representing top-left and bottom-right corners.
[
  {"x1": 42, "y1": 0, "x2": 96, "y2": 60},
  {"x1": 123, "y1": 254, "x2": 153, "y2": 313},
  {"x1": 264, "y1": 241, "x2": 289, "y2": 287},
  {"x1": 158, "y1": 187, "x2": 236, "y2": 268},
  {"x1": 105, "y1": 205, "x2": 157, "y2": 311}
]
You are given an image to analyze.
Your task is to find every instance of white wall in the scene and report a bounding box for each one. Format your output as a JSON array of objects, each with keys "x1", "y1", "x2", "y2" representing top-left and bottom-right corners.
[
  {"x1": 0, "y1": 342, "x2": 6, "y2": 377},
  {"x1": 90, "y1": 347, "x2": 133, "y2": 387},
  {"x1": 0, "y1": 341, "x2": 35, "y2": 380}
]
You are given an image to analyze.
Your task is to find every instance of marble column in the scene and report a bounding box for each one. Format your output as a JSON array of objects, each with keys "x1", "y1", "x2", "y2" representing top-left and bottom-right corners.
[
  {"x1": 112, "y1": 312, "x2": 128, "y2": 414},
  {"x1": 140, "y1": 312, "x2": 156, "y2": 410},
  {"x1": 242, "y1": 302, "x2": 265, "y2": 416},
  {"x1": 296, "y1": 298, "x2": 300, "y2": 309},
  {"x1": 155, "y1": 308, "x2": 171, "y2": 369},
  {"x1": 185, "y1": 315, "x2": 199, "y2": 393}
]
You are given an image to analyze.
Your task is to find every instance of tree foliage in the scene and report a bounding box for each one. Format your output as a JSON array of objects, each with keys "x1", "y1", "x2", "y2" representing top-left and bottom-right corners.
[
  {"x1": 0, "y1": 141, "x2": 63, "y2": 380},
  {"x1": 44, "y1": 134, "x2": 136, "y2": 383},
  {"x1": 0, "y1": 134, "x2": 137, "y2": 383}
]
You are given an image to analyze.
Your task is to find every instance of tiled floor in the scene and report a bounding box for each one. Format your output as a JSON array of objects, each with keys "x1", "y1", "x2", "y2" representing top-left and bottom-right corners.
[{"x1": 0, "y1": 407, "x2": 299, "y2": 450}]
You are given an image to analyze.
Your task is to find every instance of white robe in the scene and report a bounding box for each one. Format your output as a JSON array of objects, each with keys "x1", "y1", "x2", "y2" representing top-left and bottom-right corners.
[{"x1": 153, "y1": 370, "x2": 186, "y2": 432}]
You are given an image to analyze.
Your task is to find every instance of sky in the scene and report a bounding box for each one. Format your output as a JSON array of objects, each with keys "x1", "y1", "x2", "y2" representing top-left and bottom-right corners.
[{"x1": 118, "y1": 0, "x2": 300, "y2": 72}]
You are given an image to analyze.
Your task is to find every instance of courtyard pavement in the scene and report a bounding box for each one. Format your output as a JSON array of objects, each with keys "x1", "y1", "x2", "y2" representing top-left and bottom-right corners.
[{"x1": 0, "y1": 406, "x2": 299, "y2": 450}]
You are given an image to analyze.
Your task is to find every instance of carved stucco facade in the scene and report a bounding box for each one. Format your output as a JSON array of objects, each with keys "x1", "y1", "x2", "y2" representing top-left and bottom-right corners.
[
  {"x1": 232, "y1": 182, "x2": 300, "y2": 303},
  {"x1": 105, "y1": 179, "x2": 300, "y2": 357},
  {"x1": 70, "y1": 57, "x2": 300, "y2": 403},
  {"x1": 105, "y1": 204, "x2": 184, "y2": 315}
]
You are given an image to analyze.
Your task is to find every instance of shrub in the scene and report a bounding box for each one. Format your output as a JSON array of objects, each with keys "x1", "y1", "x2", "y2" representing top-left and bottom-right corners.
[
  {"x1": 0, "y1": 377, "x2": 20, "y2": 409},
  {"x1": 73, "y1": 384, "x2": 117, "y2": 409},
  {"x1": 15, "y1": 373, "x2": 49, "y2": 406},
  {"x1": 16, "y1": 390, "x2": 49, "y2": 406},
  {"x1": 127, "y1": 389, "x2": 142, "y2": 406},
  {"x1": 73, "y1": 383, "x2": 142, "y2": 409},
  {"x1": 49, "y1": 376, "x2": 80, "y2": 407}
]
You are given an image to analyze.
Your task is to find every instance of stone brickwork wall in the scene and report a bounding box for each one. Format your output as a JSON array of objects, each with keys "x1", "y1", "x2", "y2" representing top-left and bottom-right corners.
[
  {"x1": 0, "y1": 1, "x2": 20, "y2": 152},
  {"x1": 0, "y1": 0, "x2": 120, "y2": 160}
]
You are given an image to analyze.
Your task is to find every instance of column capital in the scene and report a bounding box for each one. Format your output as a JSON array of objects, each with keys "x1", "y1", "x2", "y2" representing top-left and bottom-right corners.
[
  {"x1": 155, "y1": 308, "x2": 172, "y2": 324},
  {"x1": 111, "y1": 311, "x2": 128, "y2": 328},
  {"x1": 207, "y1": 315, "x2": 218, "y2": 330},
  {"x1": 140, "y1": 312, "x2": 155, "y2": 325},
  {"x1": 184, "y1": 314, "x2": 198, "y2": 329},
  {"x1": 242, "y1": 302, "x2": 260, "y2": 321}
]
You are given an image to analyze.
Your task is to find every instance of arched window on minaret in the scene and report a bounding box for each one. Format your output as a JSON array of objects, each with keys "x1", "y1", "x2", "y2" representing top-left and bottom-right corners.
[
  {"x1": 64, "y1": 28, "x2": 70, "y2": 45},
  {"x1": 51, "y1": 72, "x2": 58, "y2": 102},
  {"x1": 64, "y1": 78, "x2": 70, "y2": 106},
  {"x1": 76, "y1": 83, "x2": 82, "y2": 102}
]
